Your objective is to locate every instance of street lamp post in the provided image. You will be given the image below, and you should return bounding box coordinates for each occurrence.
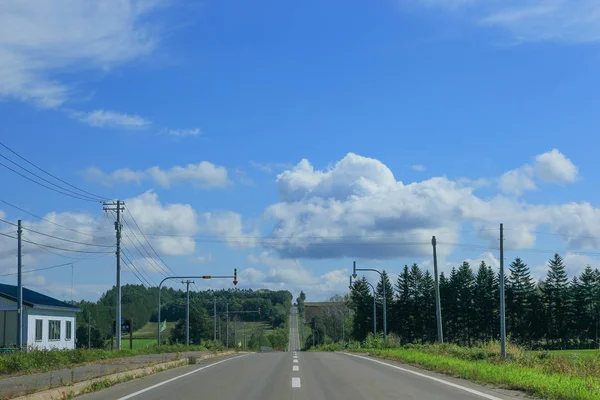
[350,275,377,337]
[157,270,237,345]
[353,261,387,340]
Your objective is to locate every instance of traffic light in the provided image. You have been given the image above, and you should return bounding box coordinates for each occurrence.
[258,306,261,317]
[352,260,357,279]
[233,268,238,286]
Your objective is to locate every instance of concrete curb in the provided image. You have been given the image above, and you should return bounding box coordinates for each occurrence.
[14,351,237,400]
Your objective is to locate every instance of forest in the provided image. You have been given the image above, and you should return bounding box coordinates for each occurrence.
[314,254,600,350]
[72,285,293,349]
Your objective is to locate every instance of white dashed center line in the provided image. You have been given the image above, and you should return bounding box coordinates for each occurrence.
[292,377,301,388]
[293,366,299,372]
[293,359,298,363]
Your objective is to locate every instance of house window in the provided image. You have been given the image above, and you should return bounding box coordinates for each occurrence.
[35,320,43,341]
[66,321,72,340]
[48,320,61,341]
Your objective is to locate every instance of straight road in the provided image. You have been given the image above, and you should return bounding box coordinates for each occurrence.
[79,307,526,400]
[289,305,301,352]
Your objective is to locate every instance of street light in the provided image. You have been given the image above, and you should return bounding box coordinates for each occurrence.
[157,270,237,345]
[353,261,387,339]
[350,275,377,337]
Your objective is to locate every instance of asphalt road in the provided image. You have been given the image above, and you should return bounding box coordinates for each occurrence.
[289,305,301,352]
[79,307,526,400]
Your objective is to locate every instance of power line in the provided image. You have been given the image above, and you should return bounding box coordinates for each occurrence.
[0,154,102,202]
[0,232,114,254]
[121,245,160,284]
[0,262,73,277]
[124,208,177,276]
[121,251,155,287]
[0,199,112,239]
[0,140,109,201]
[0,160,101,203]
[0,218,114,248]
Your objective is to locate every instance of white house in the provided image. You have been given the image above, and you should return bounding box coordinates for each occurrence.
[0,283,81,350]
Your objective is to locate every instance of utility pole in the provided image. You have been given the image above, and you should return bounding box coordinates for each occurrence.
[183,280,194,346]
[88,311,91,349]
[234,316,237,348]
[103,200,124,350]
[244,322,247,350]
[17,220,22,351]
[226,303,229,349]
[432,236,444,343]
[213,297,217,342]
[499,223,507,358]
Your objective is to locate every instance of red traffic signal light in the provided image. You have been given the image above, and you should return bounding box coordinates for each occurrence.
[233,268,238,286]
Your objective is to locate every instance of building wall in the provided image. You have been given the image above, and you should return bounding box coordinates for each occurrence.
[0,310,17,347]
[27,309,77,350]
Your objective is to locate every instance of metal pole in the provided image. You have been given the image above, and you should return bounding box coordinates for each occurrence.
[183,280,193,346]
[17,220,22,351]
[226,303,229,349]
[234,316,237,348]
[312,329,315,347]
[244,322,247,350]
[158,282,162,345]
[500,223,507,358]
[88,311,91,349]
[382,279,387,340]
[116,201,122,350]
[213,297,217,342]
[365,281,377,337]
[432,236,444,343]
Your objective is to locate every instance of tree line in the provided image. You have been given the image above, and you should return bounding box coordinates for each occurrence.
[72,285,293,348]
[347,254,600,349]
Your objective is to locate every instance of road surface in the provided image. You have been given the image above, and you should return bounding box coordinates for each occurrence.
[79,307,526,400]
[289,305,301,352]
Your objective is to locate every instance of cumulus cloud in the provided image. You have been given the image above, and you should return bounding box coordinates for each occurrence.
[498,149,578,195]
[192,254,213,264]
[199,211,257,248]
[411,164,426,172]
[409,0,600,44]
[260,151,597,260]
[124,191,199,256]
[72,110,151,128]
[83,161,231,189]
[0,0,164,108]
[242,251,348,297]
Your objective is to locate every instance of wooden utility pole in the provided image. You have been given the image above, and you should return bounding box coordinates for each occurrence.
[103,201,124,350]
[500,223,507,358]
[432,236,443,343]
[17,220,22,351]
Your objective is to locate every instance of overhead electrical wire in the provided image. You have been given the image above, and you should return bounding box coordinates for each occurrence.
[0,231,114,254]
[0,262,73,277]
[121,245,160,284]
[124,208,177,276]
[121,251,155,287]
[0,199,112,239]
[0,140,109,202]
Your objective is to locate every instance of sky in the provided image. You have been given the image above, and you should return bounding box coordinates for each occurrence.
[1,0,600,302]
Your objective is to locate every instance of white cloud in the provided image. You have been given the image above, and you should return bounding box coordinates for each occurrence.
[261,151,599,260]
[410,0,600,44]
[83,161,231,189]
[498,149,578,195]
[0,0,164,108]
[193,254,213,264]
[73,110,151,128]
[124,191,199,257]
[165,128,201,137]
[249,161,294,174]
[533,149,579,184]
[199,211,257,248]
[241,252,349,298]
[411,164,426,172]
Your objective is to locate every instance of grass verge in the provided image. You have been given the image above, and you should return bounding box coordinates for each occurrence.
[344,343,600,400]
[0,344,209,377]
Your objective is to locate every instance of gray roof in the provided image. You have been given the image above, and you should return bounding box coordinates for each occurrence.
[0,284,80,311]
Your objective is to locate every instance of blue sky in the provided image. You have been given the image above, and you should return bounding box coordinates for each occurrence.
[1,0,600,301]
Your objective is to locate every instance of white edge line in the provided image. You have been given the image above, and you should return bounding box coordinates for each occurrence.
[117,355,247,400]
[340,353,504,400]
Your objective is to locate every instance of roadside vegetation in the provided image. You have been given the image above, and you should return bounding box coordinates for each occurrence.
[0,343,219,376]
[310,335,600,400]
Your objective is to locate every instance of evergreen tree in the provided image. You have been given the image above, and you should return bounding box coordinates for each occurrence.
[507,257,536,344]
[394,266,411,340]
[421,270,437,343]
[571,266,598,347]
[454,262,476,345]
[170,301,211,345]
[474,261,496,343]
[376,270,394,337]
[439,270,456,342]
[408,264,423,342]
[541,254,570,346]
[350,277,374,341]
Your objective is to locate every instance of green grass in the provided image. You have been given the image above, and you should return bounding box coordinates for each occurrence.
[110,338,158,350]
[337,342,600,400]
[0,344,209,377]
[548,349,600,360]
[133,322,176,339]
